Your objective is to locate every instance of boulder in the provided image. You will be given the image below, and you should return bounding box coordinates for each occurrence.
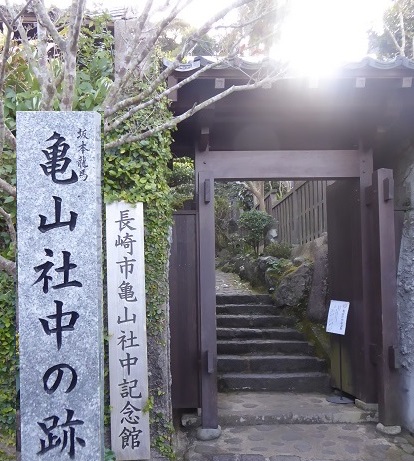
[273,262,313,308]
[306,238,329,322]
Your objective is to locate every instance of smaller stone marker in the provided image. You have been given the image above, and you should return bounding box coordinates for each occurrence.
[106,202,151,460]
[17,111,103,460]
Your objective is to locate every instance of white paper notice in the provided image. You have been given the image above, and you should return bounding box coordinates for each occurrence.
[326,300,350,335]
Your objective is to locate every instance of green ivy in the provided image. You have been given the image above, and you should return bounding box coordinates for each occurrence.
[0,274,16,435]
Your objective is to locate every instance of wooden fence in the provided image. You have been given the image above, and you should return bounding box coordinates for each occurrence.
[265,181,328,245]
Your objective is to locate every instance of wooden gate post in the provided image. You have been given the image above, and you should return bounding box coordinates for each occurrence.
[371,168,400,425]
[197,171,219,429]
[359,147,378,403]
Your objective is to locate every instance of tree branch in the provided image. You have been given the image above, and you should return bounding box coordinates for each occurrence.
[104,56,230,132]
[0,206,16,247]
[105,71,281,149]
[4,125,16,151]
[32,0,66,52]
[0,8,13,158]
[385,22,404,56]
[0,254,16,277]
[37,19,57,110]
[399,9,406,56]
[0,178,17,198]
[105,0,193,106]
[60,0,86,110]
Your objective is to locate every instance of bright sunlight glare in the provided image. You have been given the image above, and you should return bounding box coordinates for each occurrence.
[39,0,392,77]
[271,0,391,77]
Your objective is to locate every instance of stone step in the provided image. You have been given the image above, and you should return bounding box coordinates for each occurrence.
[216,294,273,305]
[218,372,331,393]
[216,314,296,328]
[217,354,327,373]
[217,304,276,315]
[217,339,314,355]
[181,392,378,428]
[217,327,304,341]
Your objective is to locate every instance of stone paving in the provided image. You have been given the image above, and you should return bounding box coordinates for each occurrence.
[185,423,414,461]
[216,269,259,296]
[177,269,414,461]
[181,392,414,461]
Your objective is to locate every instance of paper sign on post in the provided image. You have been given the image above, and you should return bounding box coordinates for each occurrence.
[326,300,350,335]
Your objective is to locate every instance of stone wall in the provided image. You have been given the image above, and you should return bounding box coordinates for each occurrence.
[291,234,329,323]
[394,143,414,432]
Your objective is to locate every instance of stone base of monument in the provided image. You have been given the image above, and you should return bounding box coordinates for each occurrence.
[196,426,222,441]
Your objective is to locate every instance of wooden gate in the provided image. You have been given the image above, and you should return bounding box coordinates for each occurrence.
[327,169,399,424]
[169,211,200,408]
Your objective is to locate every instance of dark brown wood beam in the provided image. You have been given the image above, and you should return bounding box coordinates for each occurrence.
[195,150,361,180]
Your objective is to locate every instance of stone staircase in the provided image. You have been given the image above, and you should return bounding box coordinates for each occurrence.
[216,294,330,393]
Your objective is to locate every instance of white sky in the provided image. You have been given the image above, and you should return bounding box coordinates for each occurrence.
[28,0,393,76]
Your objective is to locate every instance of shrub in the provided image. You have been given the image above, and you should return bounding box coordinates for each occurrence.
[238,210,274,256]
[264,242,292,259]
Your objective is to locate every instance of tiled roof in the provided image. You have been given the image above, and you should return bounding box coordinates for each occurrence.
[166,55,414,75]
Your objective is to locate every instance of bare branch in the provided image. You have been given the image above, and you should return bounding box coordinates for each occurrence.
[105,0,193,106]
[134,0,153,41]
[385,23,405,56]
[60,0,86,110]
[0,206,16,247]
[213,5,279,30]
[0,101,6,157]
[105,71,282,150]
[0,254,16,277]
[0,178,17,198]
[105,0,252,117]
[4,125,16,151]
[104,57,230,131]
[0,21,12,157]
[37,20,57,110]
[32,0,66,52]
[399,9,406,56]
[13,12,43,84]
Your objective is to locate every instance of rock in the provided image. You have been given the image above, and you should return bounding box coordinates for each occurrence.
[292,256,305,267]
[265,227,278,245]
[376,422,401,435]
[402,443,414,454]
[306,238,329,322]
[273,263,313,308]
[196,426,222,441]
[241,258,262,287]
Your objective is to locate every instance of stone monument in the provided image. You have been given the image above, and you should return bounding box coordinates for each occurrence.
[16,112,103,460]
[106,202,150,460]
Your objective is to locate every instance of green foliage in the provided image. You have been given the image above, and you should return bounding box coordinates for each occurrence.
[152,412,176,461]
[263,242,292,259]
[238,210,274,256]
[215,195,232,251]
[226,234,248,256]
[103,47,174,460]
[167,157,194,210]
[368,0,414,59]
[104,448,116,461]
[0,274,16,434]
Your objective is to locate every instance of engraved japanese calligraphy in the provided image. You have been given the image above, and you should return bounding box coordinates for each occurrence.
[106,202,150,460]
[17,112,103,460]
